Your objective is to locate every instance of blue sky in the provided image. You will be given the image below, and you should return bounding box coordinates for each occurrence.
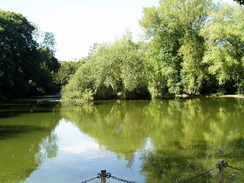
[1,0,235,61]
[1,0,159,61]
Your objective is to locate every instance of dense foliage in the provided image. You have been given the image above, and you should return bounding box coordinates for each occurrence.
[0,11,60,99]
[201,5,244,93]
[140,0,212,96]
[55,60,82,86]
[60,0,244,101]
[1,0,243,101]
[140,0,244,97]
[62,34,150,100]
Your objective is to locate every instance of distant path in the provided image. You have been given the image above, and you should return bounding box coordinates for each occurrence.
[174,94,244,99]
[219,95,244,98]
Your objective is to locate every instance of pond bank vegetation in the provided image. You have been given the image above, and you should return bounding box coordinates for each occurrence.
[1,0,244,101]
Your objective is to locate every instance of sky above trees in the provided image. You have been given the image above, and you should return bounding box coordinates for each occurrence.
[1,0,237,61]
[1,0,159,61]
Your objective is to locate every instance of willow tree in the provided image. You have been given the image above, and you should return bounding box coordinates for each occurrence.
[201,5,244,94]
[140,0,213,96]
[62,33,150,101]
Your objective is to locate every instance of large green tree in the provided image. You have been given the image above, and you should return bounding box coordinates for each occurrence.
[62,33,150,101]
[140,6,183,96]
[201,5,244,94]
[0,11,60,99]
[0,11,39,98]
[140,0,213,96]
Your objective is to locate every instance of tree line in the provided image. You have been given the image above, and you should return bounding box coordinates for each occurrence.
[1,0,244,100]
[0,10,60,100]
[61,0,244,100]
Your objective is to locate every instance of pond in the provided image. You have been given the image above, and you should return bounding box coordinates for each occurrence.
[0,97,243,183]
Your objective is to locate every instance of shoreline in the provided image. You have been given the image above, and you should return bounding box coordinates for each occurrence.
[2,93,244,103]
[174,94,244,99]
[218,94,244,98]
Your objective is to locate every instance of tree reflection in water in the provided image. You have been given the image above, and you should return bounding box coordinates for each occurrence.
[61,97,244,182]
[2,98,242,183]
[0,102,61,183]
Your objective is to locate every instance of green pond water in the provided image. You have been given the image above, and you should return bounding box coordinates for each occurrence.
[0,97,243,183]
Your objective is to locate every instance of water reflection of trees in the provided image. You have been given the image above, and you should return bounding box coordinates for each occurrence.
[142,98,244,182]
[61,98,244,182]
[0,102,60,183]
[61,100,153,163]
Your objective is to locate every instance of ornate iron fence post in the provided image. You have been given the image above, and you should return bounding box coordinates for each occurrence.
[101,169,106,183]
[218,159,225,183]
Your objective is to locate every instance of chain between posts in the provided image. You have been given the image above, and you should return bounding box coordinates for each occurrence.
[110,174,138,183]
[225,163,244,171]
[81,161,244,183]
[172,165,218,183]
[106,171,137,183]
[173,160,244,183]
[81,173,101,183]
[81,170,137,183]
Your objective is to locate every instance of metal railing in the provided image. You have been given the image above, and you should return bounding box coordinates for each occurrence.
[81,159,244,183]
